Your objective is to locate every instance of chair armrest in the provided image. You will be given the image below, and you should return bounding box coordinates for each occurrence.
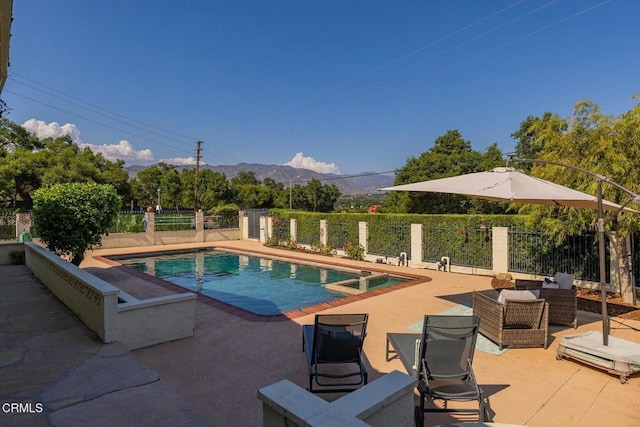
[515,279,543,290]
[472,292,504,342]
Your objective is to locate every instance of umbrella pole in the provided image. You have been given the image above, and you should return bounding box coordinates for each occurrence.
[597,179,610,345]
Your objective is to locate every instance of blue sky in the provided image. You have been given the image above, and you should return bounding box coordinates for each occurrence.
[3,0,639,175]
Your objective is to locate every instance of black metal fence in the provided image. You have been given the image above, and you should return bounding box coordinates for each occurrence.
[0,209,15,240]
[508,228,607,282]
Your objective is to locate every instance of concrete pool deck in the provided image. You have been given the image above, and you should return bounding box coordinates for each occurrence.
[3,240,640,426]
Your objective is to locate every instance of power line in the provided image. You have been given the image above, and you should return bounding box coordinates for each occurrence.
[6,89,188,151]
[321,0,560,106]
[273,0,529,117]
[396,0,612,91]
[7,74,240,164]
[10,72,199,142]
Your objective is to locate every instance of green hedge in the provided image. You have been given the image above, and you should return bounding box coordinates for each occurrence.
[266,210,602,278]
[108,213,146,233]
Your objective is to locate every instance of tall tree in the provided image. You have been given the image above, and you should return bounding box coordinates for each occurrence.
[511,112,567,171]
[231,170,259,186]
[180,168,231,210]
[385,130,496,214]
[526,97,640,303]
[131,165,163,208]
[0,117,43,152]
[299,178,341,212]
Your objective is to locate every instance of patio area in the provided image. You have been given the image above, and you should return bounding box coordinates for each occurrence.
[2,240,640,426]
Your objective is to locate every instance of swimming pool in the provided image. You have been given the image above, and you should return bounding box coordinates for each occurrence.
[114,249,407,315]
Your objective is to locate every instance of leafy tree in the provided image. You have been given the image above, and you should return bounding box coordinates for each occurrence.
[232,184,273,209]
[525,97,640,302]
[0,121,131,209]
[511,112,567,171]
[231,170,259,186]
[32,183,121,265]
[131,165,163,208]
[0,146,45,209]
[384,130,503,214]
[0,118,43,152]
[157,163,181,210]
[180,168,231,210]
[299,178,341,212]
[263,177,288,208]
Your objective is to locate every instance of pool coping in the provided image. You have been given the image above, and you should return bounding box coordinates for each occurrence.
[91,245,430,322]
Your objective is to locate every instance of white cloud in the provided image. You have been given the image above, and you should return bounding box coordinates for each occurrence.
[22,119,82,143]
[285,152,340,174]
[20,119,155,163]
[84,140,154,162]
[158,157,198,166]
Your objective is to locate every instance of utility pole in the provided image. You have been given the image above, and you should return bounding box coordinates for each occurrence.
[194,140,202,212]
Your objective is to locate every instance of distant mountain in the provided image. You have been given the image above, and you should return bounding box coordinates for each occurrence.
[125,163,395,195]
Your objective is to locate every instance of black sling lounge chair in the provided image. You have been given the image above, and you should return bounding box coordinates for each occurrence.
[302,313,369,393]
[414,315,489,426]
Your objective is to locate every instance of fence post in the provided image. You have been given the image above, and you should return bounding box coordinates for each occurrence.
[320,220,328,246]
[492,227,509,274]
[358,221,368,254]
[410,223,423,268]
[195,210,204,242]
[260,216,270,243]
[290,218,297,242]
[240,211,249,240]
[145,211,155,246]
[16,213,31,238]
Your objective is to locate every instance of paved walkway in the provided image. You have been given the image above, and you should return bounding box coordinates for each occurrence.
[3,240,640,426]
[0,265,208,427]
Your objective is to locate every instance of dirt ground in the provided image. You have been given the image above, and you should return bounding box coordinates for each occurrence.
[491,278,640,321]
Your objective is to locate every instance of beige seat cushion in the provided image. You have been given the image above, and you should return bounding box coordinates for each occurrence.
[554,272,575,289]
[497,289,540,304]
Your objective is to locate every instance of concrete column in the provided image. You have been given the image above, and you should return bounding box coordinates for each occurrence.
[320,219,328,246]
[145,212,155,246]
[492,226,509,274]
[16,213,31,238]
[358,221,368,254]
[410,223,423,267]
[195,210,204,242]
[290,218,297,242]
[241,215,249,240]
[260,216,268,243]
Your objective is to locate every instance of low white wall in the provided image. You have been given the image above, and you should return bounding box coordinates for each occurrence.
[98,229,241,248]
[25,242,120,343]
[117,293,196,350]
[23,242,196,349]
[258,370,417,427]
[98,233,147,249]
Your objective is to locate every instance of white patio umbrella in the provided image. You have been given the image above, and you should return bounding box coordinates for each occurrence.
[380,167,634,212]
[381,165,638,347]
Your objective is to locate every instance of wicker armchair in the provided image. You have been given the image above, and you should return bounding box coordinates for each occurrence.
[472,292,549,350]
[515,279,578,329]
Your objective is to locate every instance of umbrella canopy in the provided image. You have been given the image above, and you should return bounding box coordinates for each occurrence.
[380,167,634,212]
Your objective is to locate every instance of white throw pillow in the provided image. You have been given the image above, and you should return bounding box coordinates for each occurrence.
[497,289,540,304]
[554,272,575,290]
[542,281,560,289]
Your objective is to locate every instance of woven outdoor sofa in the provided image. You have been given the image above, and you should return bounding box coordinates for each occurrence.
[515,279,578,329]
[473,291,549,350]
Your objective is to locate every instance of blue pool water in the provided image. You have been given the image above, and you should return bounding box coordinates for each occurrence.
[115,250,406,315]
